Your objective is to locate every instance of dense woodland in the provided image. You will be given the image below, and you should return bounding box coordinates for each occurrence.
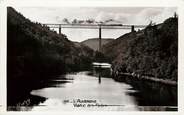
[7,7,95,79]
[7,7,94,105]
[102,16,178,81]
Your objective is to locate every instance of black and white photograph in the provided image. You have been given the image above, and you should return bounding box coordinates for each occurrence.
[0,0,184,114]
[6,6,178,111]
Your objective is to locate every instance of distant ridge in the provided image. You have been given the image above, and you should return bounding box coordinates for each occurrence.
[81,38,114,51]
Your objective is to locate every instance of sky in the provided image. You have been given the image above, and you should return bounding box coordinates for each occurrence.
[14,7,177,42]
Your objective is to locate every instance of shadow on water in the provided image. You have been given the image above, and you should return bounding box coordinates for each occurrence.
[114,75,178,111]
[7,95,46,111]
[7,62,114,111]
[7,74,73,111]
[7,62,177,111]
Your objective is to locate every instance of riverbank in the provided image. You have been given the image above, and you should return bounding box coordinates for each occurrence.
[113,72,177,107]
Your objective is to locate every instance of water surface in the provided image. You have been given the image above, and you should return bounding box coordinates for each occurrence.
[31,71,139,111]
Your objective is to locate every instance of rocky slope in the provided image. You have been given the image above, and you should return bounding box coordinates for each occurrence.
[102,17,178,81]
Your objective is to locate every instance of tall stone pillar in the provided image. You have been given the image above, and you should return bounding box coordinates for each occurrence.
[59,25,61,35]
[99,26,102,52]
[131,25,135,32]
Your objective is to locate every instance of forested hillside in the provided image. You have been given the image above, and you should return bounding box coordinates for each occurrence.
[8,7,94,78]
[102,17,178,81]
[7,7,94,105]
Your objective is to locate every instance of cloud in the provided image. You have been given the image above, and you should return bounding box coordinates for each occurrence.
[15,7,176,24]
[13,7,177,42]
[151,7,177,24]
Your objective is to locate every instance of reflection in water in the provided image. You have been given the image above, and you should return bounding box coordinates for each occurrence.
[98,73,101,84]
[8,63,177,111]
[30,63,139,111]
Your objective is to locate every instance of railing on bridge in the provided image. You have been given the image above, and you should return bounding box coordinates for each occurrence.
[43,23,147,52]
[43,23,146,31]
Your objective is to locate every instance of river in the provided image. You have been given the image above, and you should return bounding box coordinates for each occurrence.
[28,63,140,111]
[7,63,177,111]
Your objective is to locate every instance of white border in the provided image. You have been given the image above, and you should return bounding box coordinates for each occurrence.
[1,0,184,114]
[0,0,7,112]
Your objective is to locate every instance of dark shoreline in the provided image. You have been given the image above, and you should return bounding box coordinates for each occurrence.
[113,73,177,107]
[7,70,177,111]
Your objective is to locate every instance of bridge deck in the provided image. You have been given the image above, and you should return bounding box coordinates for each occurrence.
[43,23,147,29]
